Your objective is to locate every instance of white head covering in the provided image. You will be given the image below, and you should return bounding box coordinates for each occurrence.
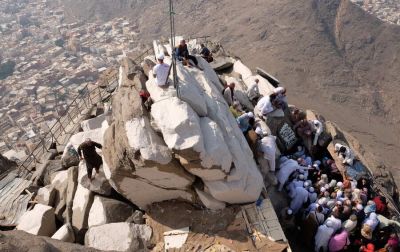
[287,208,293,215]
[157,53,165,60]
[320,187,326,193]
[356,204,364,211]
[298,174,305,180]
[247,112,254,118]
[337,182,343,188]
[326,220,333,227]
[255,126,263,136]
[309,187,315,193]
[304,182,310,188]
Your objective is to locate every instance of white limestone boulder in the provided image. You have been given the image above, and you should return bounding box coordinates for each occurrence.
[88,196,136,228]
[80,114,106,131]
[151,97,205,157]
[72,173,94,232]
[85,223,152,252]
[36,185,56,206]
[195,188,226,210]
[78,161,112,196]
[233,60,275,96]
[16,204,56,237]
[51,170,69,222]
[61,143,79,169]
[51,223,75,243]
[65,127,104,153]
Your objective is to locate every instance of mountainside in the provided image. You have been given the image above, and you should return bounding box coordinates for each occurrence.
[0,154,16,175]
[62,0,400,180]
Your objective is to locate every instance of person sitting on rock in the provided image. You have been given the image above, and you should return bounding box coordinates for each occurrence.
[334,143,355,166]
[78,138,103,182]
[229,101,244,118]
[255,93,277,118]
[152,53,170,88]
[200,43,213,62]
[176,39,199,67]
[223,82,236,106]
[247,78,261,105]
[237,112,255,133]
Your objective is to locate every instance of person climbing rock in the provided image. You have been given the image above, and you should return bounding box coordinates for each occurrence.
[247,78,261,105]
[200,43,213,62]
[223,82,236,106]
[78,138,103,181]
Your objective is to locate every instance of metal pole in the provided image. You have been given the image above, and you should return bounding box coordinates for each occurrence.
[169,0,178,90]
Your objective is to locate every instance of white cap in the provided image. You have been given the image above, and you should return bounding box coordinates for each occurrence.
[320,187,326,193]
[356,204,364,210]
[309,187,315,193]
[247,112,254,118]
[287,208,293,215]
[255,126,263,136]
[326,220,333,227]
[304,182,310,188]
[337,182,343,188]
[157,53,165,60]
[298,174,305,180]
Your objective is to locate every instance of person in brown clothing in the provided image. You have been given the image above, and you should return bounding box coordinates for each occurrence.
[78,138,103,181]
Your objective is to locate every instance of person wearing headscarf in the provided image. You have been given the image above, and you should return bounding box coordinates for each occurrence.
[325,215,342,233]
[342,214,357,234]
[237,112,255,133]
[276,157,300,191]
[373,196,388,216]
[328,228,350,252]
[289,186,309,214]
[385,232,399,252]
[280,207,296,234]
[315,220,335,252]
[355,204,366,227]
[308,187,318,203]
[360,243,375,252]
[364,200,377,215]
[363,212,379,231]
[360,224,373,245]
[302,205,324,248]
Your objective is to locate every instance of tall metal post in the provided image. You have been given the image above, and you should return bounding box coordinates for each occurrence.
[169,0,178,90]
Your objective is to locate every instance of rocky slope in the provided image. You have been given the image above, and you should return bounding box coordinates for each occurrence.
[62,0,400,183]
[0,154,16,176]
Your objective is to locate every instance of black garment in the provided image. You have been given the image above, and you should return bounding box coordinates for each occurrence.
[176,45,198,66]
[200,47,210,57]
[78,141,103,178]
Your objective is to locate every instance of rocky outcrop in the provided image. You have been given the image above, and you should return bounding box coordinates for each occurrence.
[85,223,152,252]
[36,185,56,206]
[0,230,99,252]
[0,154,16,175]
[88,196,136,228]
[102,51,264,210]
[16,204,56,237]
[52,224,75,243]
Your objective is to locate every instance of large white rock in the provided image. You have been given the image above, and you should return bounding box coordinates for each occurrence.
[36,185,56,206]
[151,97,205,156]
[71,183,94,232]
[78,161,112,196]
[233,60,275,96]
[51,170,69,222]
[88,196,136,228]
[65,128,104,153]
[104,173,194,210]
[224,76,254,111]
[51,223,75,242]
[16,204,56,237]
[85,223,152,252]
[195,188,226,210]
[80,114,106,131]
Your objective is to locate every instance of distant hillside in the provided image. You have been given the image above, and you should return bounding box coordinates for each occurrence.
[62,0,400,180]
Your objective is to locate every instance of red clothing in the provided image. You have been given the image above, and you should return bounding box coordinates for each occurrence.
[373,196,387,215]
[361,243,375,252]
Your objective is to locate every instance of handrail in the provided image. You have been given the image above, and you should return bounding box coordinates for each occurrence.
[17,75,116,176]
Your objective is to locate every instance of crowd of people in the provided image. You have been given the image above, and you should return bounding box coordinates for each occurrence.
[149,39,399,252]
[223,77,399,252]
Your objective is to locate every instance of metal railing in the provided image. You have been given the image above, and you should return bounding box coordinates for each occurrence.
[17,77,116,177]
